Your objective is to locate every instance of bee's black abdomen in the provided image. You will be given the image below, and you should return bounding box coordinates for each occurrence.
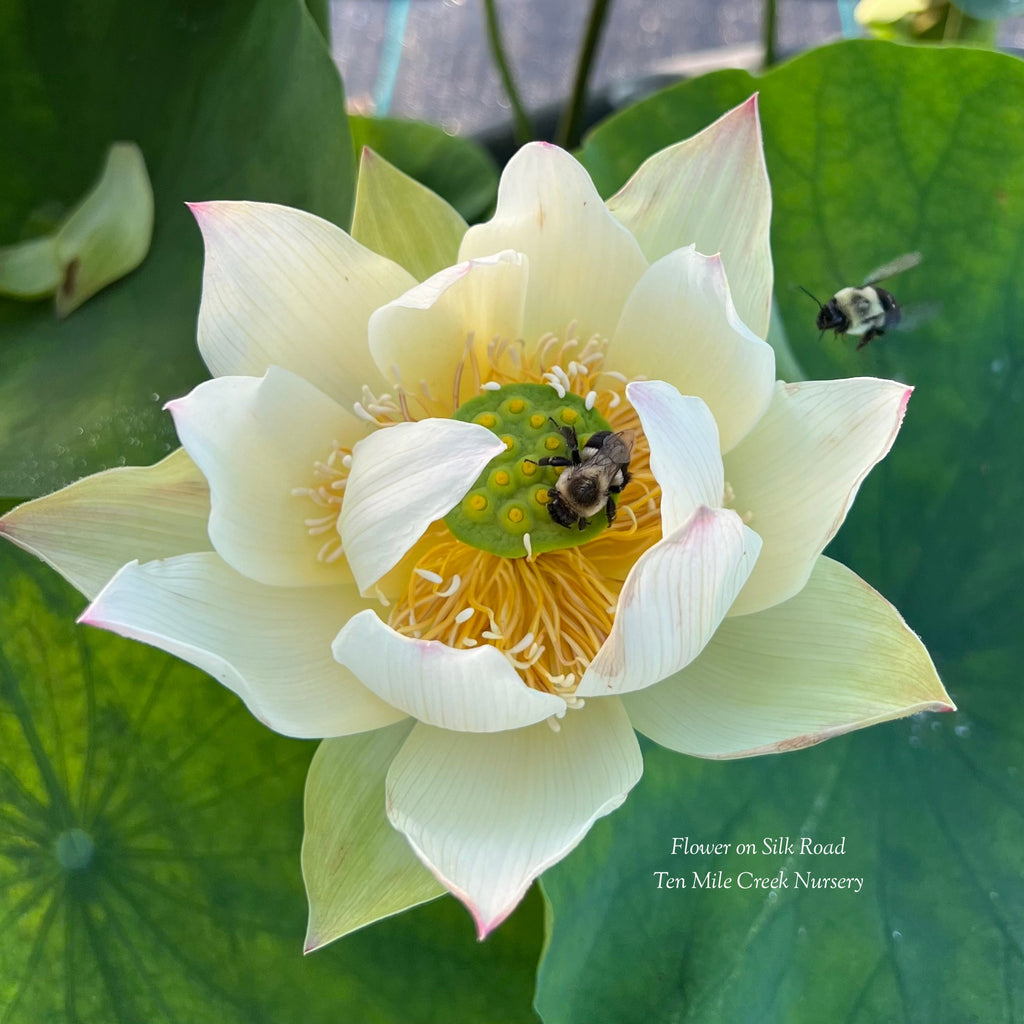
[875,287,901,329]
[582,431,612,452]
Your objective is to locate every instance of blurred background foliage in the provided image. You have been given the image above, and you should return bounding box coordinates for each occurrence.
[1,2,1021,1022]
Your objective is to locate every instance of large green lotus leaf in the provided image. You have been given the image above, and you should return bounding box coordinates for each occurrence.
[0,542,543,1023]
[0,0,355,499]
[349,116,499,223]
[536,41,1024,1023]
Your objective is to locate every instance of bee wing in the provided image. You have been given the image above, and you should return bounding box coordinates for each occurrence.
[892,300,942,333]
[606,430,634,460]
[863,251,922,286]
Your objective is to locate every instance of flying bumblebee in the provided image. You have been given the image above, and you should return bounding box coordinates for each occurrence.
[534,421,633,530]
[803,251,922,350]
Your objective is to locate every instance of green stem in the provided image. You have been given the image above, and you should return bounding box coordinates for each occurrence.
[942,4,995,45]
[556,0,613,150]
[304,0,330,44]
[944,2,963,39]
[763,0,777,68]
[483,0,534,145]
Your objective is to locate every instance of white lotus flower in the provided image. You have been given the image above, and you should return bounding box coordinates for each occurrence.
[0,98,953,944]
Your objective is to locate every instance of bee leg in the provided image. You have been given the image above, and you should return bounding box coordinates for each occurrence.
[604,496,617,526]
[548,417,582,464]
[577,517,589,531]
[606,470,631,499]
[536,456,572,467]
[856,328,883,350]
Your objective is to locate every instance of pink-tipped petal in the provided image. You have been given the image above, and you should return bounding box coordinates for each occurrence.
[191,201,415,406]
[606,95,773,338]
[623,556,954,758]
[577,506,761,697]
[386,697,642,937]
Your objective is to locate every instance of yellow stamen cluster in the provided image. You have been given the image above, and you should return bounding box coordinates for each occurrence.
[389,534,621,694]
[583,385,662,578]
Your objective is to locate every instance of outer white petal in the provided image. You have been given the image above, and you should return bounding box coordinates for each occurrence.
[577,506,761,697]
[368,251,527,408]
[625,380,724,535]
[459,143,647,344]
[80,553,405,739]
[386,696,642,938]
[332,610,565,732]
[190,201,415,406]
[612,249,775,452]
[303,723,444,951]
[167,367,364,588]
[726,378,911,617]
[0,448,210,600]
[340,418,504,592]
[605,96,773,338]
[622,556,955,758]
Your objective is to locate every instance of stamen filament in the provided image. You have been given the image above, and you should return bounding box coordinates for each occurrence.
[390,538,623,694]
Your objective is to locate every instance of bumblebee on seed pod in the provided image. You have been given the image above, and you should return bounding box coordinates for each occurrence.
[530,419,634,531]
[803,251,922,350]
